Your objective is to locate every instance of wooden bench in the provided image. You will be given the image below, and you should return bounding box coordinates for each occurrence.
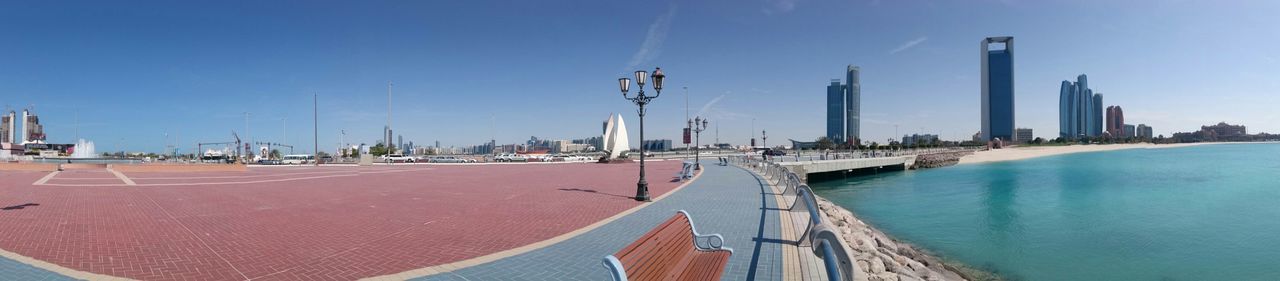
[603,210,733,281]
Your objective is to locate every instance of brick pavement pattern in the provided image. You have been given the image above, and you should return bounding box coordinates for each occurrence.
[0,161,681,280]
[415,163,783,281]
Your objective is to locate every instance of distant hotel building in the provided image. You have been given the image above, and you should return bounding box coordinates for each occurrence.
[1015,128,1033,143]
[1105,106,1125,137]
[1122,124,1136,138]
[901,134,938,146]
[1059,74,1103,139]
[1136,124,1153,139]
[981,36,1014,142]
[825,65,861,145]
[1202,122,1246,137]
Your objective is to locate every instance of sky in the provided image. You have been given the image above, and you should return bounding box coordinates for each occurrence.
[2,0,1278,153]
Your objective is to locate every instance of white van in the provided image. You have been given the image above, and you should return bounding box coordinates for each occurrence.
[282,154,314,165]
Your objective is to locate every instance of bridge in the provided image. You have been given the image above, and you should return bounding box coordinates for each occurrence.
[772,155,918,182]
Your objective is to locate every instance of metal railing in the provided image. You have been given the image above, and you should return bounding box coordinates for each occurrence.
[769,146,980,162]
[729,155,856,281]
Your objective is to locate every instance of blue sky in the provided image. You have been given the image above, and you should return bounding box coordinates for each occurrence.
[2,0,1277,153]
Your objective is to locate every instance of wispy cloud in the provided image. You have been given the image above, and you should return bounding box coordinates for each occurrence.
[763,0,800,15]
[889,36,928,54]
[696,94,727,117]
[694,92,749,121]
[625,5,677,71]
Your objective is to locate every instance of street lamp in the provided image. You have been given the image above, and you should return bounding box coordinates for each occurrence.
[690,117,708,170]
[618,67,664,202]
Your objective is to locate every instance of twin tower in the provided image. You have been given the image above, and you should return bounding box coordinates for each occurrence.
[826,65,860,145]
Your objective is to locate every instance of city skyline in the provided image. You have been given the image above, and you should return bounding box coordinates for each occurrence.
[2,1,1278,152]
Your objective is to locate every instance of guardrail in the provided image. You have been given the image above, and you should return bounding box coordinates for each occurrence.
[729,155,855,281]
[769,146,979,162]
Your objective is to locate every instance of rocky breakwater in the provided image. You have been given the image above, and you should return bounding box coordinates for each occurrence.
[911,151,974,170]
[815,196,1000,281]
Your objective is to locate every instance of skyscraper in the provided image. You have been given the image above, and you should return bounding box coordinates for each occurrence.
[826,80,844,144]
[1106,106,1125,137]
[1059,81,1072,138]
[981,36,1015,142]
[1092,94,1104,137]
[845,65,861,145]
[1059,74,1103,139]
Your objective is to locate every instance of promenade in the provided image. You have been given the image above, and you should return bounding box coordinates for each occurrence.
[411,163,782,281]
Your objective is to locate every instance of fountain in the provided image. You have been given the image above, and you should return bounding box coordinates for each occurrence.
[70,139,96,158]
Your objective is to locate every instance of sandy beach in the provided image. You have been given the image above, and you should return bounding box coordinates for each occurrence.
[958,142,1214,165]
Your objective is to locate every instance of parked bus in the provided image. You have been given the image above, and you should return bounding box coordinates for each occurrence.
[281,154,314,165]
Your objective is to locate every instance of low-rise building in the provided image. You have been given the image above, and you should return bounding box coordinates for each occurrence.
[1137,124,1153,139]
[1015,128,1034,143]
[641,139,672,152]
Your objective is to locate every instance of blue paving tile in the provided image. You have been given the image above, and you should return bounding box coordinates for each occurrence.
[415,164,784,281]
[0,255,79,281]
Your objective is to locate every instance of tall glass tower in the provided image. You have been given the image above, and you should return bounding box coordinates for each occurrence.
[981,36,1015,142]
[845,65,860,145]
[1092,93,1104,137]
[826,80,845,144]
[1059,74,1104,139]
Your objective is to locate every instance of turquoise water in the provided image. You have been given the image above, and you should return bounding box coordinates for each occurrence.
[811,144,1280,281]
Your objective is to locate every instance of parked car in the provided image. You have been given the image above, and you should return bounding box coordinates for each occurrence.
[257,159,282,165]
[427,156,468,163]
[494,153,527,162]
[379,154,416,163]
[763,149,787,156]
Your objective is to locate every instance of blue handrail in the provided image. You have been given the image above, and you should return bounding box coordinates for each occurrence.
[819,239,842,281]
[734,154,857,281]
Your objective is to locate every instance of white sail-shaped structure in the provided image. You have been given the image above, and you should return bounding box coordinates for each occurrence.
[602,114,630,160]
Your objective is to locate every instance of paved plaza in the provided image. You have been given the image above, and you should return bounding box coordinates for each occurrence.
[0,162,686,280]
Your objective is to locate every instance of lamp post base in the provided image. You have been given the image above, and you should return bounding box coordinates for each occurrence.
[634,181,650,201]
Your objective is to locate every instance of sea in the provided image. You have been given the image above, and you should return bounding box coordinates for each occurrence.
[811,143,1280,281]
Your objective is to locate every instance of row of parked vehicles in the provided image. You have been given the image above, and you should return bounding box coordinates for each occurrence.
[494,153,596,162]
[378,154,479,163]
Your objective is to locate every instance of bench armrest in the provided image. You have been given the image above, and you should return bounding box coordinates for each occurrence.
[678,210,734,254]
[602,255,629,281]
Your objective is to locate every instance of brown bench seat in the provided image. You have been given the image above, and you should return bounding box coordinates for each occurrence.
[603,210,733,281]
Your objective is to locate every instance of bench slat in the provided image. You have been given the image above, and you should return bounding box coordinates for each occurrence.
[628,216,694,280]
[608,211,731,281]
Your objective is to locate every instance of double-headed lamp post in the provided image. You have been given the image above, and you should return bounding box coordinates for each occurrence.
[690,117,708,170]
[618,67,665,202]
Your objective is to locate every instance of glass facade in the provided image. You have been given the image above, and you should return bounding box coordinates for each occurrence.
[845,65,860,145]
[1059,74,1103,139]
[826,80,844,144]
[981,36,1015,142]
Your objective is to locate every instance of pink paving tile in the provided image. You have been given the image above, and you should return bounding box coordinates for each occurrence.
[0,161,683,280]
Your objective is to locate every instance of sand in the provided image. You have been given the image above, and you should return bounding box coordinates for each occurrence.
[957,142,1214,165]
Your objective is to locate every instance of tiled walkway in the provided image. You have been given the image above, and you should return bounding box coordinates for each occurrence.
[414,163,784,281]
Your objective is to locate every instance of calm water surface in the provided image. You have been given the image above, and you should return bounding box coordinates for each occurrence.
[811,143,1280,281]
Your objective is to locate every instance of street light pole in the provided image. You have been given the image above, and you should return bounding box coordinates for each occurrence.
[684,86,689,160]
[617,67,665,202]
[691,117,708,170]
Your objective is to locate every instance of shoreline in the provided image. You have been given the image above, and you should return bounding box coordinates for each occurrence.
[957,142,1219,165]
[814,195,996,281]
